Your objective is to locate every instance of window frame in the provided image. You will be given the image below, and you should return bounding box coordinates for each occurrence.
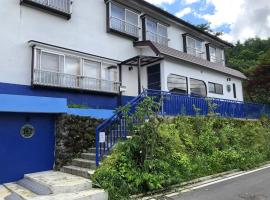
[209,45,225,65]
[33,46,120,94]
[20,0,72,20]
[144,17,169,46]
[186,35,205,59]
[208,82,224,95]
[167,74,188,94]
[189,78,207,97]
[108,1,140,39]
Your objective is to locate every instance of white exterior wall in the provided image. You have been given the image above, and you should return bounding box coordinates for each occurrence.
[0,0,242,101]
[162,59,244,101]
[0,0,140,86]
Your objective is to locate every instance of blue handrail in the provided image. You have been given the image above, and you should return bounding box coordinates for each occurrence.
[95,89,270,166]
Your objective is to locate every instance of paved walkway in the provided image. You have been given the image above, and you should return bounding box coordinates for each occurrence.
[170,167,270,200]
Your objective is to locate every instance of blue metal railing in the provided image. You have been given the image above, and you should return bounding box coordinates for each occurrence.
[95,90,147,166]
[95,89,270,166]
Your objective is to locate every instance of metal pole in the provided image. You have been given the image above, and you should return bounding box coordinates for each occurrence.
[137,57,142,94]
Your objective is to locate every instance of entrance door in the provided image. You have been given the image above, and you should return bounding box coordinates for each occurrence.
[0,113,55,184]
[147,64,161,90]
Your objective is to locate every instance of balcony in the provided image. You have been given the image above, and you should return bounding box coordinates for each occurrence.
[146,31,169,46]
[187,47,205,59]
[210,56,225,66]
[33,69,121,94]
[109,17,140,39]
[20,0,72,19]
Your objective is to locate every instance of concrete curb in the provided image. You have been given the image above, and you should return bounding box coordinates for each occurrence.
[132,162,270,200]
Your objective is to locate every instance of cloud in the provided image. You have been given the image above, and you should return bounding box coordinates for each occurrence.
[145,0,176,5]
[175,7,192,18]
[182,0,200,5]
[200,0,270,42]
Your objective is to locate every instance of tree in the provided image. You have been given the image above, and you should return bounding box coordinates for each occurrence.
[196,23,223,37]
[245,50,270,104]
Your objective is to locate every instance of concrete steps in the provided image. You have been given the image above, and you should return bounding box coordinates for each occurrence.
[61,148,97,179]
[3,171,107,200]
[0,186,11,200]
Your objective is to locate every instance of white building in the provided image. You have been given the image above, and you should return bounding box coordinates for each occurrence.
[0,0,246,109]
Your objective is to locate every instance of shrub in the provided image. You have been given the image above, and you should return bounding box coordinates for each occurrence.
[92,99,270,199]
[55,114,103,169]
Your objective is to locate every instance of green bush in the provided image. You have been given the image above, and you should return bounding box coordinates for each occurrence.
[55,115,103,169]
[92,100,270,199]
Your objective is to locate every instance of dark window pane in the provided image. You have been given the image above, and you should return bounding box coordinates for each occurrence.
[167,74,187,94]
[190,78,207,97]
[215,84,223,94]
[208,82,215,93]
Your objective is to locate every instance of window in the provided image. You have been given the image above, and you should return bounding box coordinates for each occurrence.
[186,36,205,59]
[209,46,224,64]
[233,83,237,98]
[145,18,169,46]
[190,78,207,97]
[21,0,72,19]
[167,74,188,94]
[109,2,139,38]
[209,82,223,95]
[33,47,120,93]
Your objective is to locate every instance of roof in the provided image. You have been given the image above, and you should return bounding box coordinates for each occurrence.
[120,56,164,66]
[129,0,233,48]
[134,41,247,79]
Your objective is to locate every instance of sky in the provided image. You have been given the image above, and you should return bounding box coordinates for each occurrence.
[145,0,270,43]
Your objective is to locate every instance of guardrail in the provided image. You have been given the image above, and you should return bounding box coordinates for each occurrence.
[95,89,270,166]
[33,69,120,94]
[110,16,140,38]
[27,0,72,14]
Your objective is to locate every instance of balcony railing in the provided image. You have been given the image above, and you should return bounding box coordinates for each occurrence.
[109,16,140,38]
[33,69,120,94]
[187,47,205,59]
[22,0,72,15]
[210,55,225,65]
[146,31,169,46]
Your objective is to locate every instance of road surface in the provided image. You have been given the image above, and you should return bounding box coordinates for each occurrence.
[170,166,270,200]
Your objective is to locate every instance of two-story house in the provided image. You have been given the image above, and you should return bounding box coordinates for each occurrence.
[0,0,251,186]
[0,0,246,110]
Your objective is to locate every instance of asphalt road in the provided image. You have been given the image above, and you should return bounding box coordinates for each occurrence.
[170,167,270,200]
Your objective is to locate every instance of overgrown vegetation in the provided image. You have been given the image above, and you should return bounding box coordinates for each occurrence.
[55,115,103,169]
[92,98,270,200]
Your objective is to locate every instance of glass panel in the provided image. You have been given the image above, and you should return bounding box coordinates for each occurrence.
[216,48,223,62]
[111,3,125,19]
[208,82,215,93]
[146,19,157,34]
[157,24,167,37]
[167,74,188,94]
[41,51,60,72]
[65,56,80,75]
[190,78,207,97]
[215,84,223,94]
[83,60,100,78]
[126,10,138,26]
[83,60,101,90]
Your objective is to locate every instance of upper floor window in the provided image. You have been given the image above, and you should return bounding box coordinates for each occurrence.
[144,18,169,46]
[32,46,120,94]
[20,0,72,19]
[209,46,225,65]
[209,82,223,95]
[167,74,188,94]
[186,36,205,59]
[190,78,207,97]
[108,2,140,39]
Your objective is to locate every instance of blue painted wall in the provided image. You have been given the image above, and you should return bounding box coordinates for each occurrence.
[0,82,119,109]
[0,113,55,184]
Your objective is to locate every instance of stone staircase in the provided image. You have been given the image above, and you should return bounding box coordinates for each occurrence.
[1,171,108,200]
[61,148,97,179]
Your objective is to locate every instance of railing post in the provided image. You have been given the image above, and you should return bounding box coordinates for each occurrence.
[161,92,164,116]
[95,128,100,167]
